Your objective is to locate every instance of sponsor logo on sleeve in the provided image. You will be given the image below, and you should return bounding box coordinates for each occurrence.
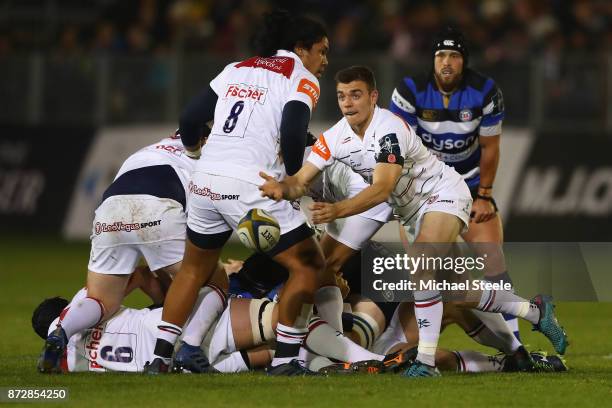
[297,78,320,107]
[312,134,331,161]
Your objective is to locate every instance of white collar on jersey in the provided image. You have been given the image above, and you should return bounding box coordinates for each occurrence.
[274,49,305,66]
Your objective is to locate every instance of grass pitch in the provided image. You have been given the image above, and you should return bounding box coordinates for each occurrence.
[1,236,611,407]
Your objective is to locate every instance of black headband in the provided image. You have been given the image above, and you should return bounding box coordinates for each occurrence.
[432,28,469,65]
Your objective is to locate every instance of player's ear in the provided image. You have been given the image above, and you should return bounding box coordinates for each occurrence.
[370,89,379,105]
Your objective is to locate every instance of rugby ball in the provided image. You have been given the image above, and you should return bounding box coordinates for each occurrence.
[237,209,281,253]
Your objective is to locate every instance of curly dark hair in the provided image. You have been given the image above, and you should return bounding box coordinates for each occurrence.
[252,9,327,57]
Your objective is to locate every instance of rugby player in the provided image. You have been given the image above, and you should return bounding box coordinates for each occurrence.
[259,66,568,377]
[37,131,224,373]
[33,263,228,373]
[308,160,392,333]
[146,10,330,375]
[389,26,521,340]
[208,250,566,375]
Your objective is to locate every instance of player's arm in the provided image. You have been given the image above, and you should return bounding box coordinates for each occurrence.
[472,134,500,223]
[259,162,321,201]
[473,83,504,223]
[310,163,401,223]
[280,101,311,175]
[389,78,418,127]
[179,85,218,158]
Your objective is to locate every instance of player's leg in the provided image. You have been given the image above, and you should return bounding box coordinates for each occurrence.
[270,230,325,369]
[147,235,229,372]
[462,211,521,339]
[146,172,235,373]
[366,300,500,374]
[315,233,358,333]
[207,297,278,368]
[38,241,137,373]
[315,214,385,333]
[212,345,274,373]
[406,211,463,376]
[174,262,229,373]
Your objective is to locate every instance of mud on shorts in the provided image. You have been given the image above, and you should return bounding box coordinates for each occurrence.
[88,195,186,274]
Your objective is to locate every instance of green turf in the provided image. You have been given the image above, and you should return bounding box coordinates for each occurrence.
[1,237,611,407]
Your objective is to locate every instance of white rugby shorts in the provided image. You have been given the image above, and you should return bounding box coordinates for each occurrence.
[88,195,186,275]
[403,175,473,240]
[187,172,306,236]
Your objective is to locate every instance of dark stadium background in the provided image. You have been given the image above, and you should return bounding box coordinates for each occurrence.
[1,0,611,242]
[0,2,611,406]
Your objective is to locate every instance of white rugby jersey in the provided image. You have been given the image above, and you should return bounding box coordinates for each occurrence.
[197,50,320,185]
[115,134,196,193]
[308,159,392,223]
[307,106,462,220]
[50,289,159,373]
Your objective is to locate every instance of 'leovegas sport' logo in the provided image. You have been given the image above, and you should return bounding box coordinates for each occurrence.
[225,83,268,103]
[312,134,330,161]
[297,78,320,107]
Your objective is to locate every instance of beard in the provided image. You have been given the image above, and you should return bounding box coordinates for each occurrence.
[435,70,462,92]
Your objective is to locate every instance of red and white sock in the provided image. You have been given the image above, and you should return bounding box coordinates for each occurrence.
[59,297,105,338]
[271,323,307,367]
[453,350,504,373]
[314,286,344,333]
[305,317,383,362]
[414,290,443,367]
[182,285,226,347]
[477,289,539,324]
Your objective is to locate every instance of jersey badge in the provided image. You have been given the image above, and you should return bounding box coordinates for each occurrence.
[459,109,473,122]
[422,109,437,120]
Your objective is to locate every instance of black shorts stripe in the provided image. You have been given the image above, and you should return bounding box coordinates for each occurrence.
[103,165,186,209]
[266,223,314,257]
[187,227,232,250]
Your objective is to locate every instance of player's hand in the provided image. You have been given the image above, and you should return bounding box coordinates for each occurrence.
[223,258,244,274]
[471,198,496,223]
[310,201,338,224]
[259,172,283,201]
[335,273,350,299]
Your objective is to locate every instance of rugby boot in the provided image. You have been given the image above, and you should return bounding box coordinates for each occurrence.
[402,360,441,378]
[380,346,418,373]
[530,351,568,372]
[502,346,536,372]
[531,295,569,355]
[37,326,68,374]
[318,362,356,375]
[172,342,210,373]
[143,358,169,374]
[349,347,418,374]
[266,359,320,376]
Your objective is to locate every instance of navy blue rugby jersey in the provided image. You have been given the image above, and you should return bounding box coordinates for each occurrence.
[389,68,504,189]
